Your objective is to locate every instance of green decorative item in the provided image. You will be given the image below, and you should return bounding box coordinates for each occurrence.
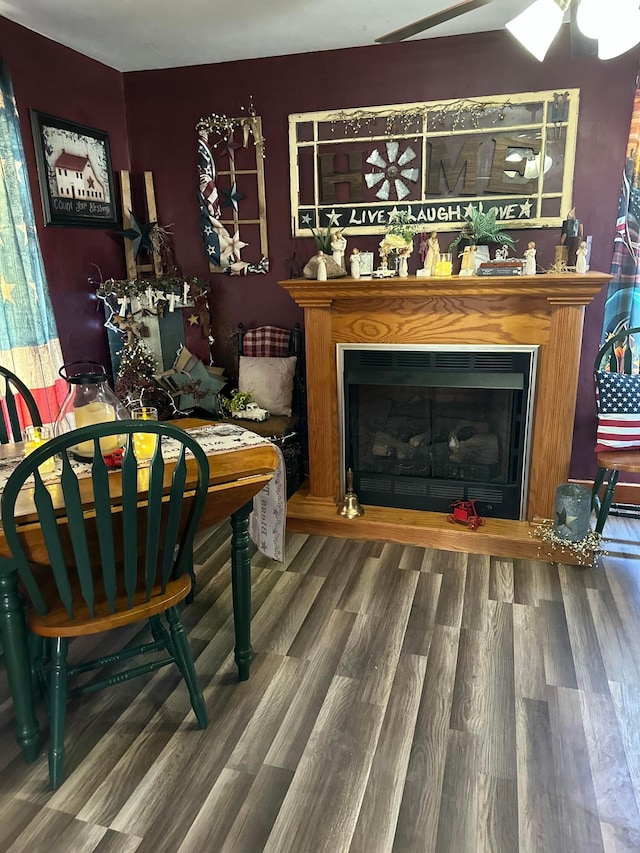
[311,225,333,254]
[118,210,157,259]
[448,206,516,252]
[224,389,254,414]
[170,361,226,413]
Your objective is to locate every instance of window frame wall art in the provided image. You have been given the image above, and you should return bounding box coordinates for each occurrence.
[288,90,579,238]
[197,105,269,276]
[29,110,118,229]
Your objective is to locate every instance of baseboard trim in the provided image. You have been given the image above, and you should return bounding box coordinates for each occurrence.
[570,478,640,506]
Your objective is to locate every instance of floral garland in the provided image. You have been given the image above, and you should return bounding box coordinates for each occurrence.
[327,98,513,137]
[530,521,605,567]
[97,276,209,302]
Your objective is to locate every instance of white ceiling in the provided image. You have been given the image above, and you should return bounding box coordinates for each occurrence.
[0,0,535,73]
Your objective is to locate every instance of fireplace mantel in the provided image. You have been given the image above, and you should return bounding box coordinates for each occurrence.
[279,272,611,560]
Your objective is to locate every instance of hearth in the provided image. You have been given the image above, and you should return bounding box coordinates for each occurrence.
[339,344,538,520]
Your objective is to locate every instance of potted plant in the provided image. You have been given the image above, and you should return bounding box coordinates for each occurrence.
[449,207,516,267]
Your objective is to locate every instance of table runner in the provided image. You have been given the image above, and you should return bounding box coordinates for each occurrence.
[0,424,286,562]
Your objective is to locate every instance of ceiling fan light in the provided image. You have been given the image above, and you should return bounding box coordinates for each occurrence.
[506,0,566,62]
[597,11,640,58]
[576,0,607,38]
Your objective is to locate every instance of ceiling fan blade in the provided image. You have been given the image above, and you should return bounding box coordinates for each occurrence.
[569,0,597,57]
[376,0,495,44]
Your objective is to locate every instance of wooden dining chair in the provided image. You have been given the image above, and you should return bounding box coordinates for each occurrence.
[591,326,640,533]
[0,365,43,444]
[1,420,210,788]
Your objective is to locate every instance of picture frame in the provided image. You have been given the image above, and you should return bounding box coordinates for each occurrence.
[358,251,374,276]
[30,110,118,228]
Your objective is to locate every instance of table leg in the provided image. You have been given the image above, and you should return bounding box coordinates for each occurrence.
[0,561,39,761]
[230,501,253,681]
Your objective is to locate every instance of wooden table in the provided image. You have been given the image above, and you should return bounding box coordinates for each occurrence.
[0,419,280,763]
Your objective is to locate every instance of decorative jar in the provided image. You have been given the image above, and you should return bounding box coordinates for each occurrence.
[55,362,130,458]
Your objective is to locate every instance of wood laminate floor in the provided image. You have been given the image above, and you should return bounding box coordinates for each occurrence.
[1,517,640,852]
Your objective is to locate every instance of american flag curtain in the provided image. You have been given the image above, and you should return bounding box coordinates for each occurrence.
[601,73,640,348]
[0,65,66,427]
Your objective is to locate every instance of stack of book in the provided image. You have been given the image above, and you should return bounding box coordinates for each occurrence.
[477,259,526,276]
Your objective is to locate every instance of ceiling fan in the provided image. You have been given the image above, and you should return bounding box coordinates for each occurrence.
[376,0,598,57]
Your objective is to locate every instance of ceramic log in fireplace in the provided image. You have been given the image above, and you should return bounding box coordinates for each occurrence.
[279,273,610,560]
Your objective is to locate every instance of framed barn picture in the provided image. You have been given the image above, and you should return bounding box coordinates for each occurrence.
[30,110,118,228]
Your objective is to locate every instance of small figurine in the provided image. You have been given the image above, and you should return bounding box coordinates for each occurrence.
[425,231,440,275]
[459,244,476,276]
[331,229,347,271]
[398,247,410,278]
[575,240,588,274]
[316,251,327,281]
[350,248,361,279]
[524,241,537,276]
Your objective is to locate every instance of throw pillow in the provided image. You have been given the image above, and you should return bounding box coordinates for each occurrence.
[239,356,297,417]
[594,370,640,451]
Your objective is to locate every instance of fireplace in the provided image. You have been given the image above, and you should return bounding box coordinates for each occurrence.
[339,344,537,520]
[278,273,610,561]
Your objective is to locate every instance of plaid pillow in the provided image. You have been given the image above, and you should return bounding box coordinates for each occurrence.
[595,370,640,451]
[242,326,291,358]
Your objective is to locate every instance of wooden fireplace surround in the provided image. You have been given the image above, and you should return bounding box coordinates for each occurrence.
[279,272,610,561]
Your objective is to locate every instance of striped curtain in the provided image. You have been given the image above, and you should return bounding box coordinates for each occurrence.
[0,64,66,427]
[601,73,640,345]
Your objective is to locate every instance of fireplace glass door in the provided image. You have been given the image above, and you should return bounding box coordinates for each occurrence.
[341,346,537,520]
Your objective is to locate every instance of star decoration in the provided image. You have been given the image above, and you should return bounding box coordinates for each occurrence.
[556,507,578,530]
[227,230,248,260]
[325,208,343,226]
[224,135,242,157]
[1,275,16,304]
[221,182,245,212]
[119,211,157,258]
[463,202,476,218]
[300,213,313,226]
[519,199,533,218]
[188,314,200,326]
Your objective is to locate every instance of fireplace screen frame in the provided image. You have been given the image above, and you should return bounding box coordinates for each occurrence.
[337,343,539,521]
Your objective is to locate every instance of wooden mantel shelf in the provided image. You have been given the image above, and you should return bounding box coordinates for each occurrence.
[279,271,612,561]
[279,272,610,307]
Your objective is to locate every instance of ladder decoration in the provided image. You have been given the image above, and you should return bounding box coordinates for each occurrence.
[197,101,269,276]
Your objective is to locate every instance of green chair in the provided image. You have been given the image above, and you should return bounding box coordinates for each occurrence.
[0,365,43,444]
[1,420,210,788]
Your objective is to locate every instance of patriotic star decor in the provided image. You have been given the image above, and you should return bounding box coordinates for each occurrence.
[594,371,640,451]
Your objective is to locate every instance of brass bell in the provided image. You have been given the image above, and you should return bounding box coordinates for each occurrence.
[338,468,364,518]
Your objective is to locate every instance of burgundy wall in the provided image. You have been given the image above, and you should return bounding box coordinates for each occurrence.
[0,16,129,368]
[123,28,638,480]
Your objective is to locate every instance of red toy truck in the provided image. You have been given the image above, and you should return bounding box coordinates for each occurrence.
[447,499,485,531]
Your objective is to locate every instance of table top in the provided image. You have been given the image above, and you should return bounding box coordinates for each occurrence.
[0,418,280,560]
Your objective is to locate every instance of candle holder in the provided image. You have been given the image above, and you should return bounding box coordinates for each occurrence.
[554,483,592,542]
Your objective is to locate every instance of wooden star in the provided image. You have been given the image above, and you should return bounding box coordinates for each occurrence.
[119,211,156,258]
[221,182,245,212]
[188,314,200,326]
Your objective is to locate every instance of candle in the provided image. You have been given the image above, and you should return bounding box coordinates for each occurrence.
[183,282,189,304]
[169,293,176,313]
[22,425,55,474]
[132,407,158,460]
[73,401,119,456]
